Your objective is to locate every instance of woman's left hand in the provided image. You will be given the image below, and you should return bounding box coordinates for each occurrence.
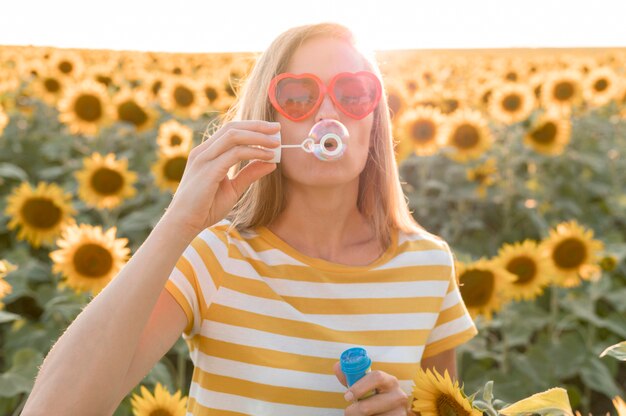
[333,361,413,415]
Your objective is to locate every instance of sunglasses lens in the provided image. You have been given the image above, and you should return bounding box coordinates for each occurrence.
[275,78,319,120]
[333,75,379,118]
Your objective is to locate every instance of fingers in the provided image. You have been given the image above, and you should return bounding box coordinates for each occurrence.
[199,128,280,162]
[346,370,397,400]
[229,159,277,198]
[209,145,276,180]
[345,389,409,416]
[194,120,280,161]
[333,361,348,387]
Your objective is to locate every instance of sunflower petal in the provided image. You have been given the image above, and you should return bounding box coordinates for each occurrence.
[499,387,573,416]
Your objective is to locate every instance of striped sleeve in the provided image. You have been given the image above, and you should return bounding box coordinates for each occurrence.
[422,243,478,358]
[164,232,222,338]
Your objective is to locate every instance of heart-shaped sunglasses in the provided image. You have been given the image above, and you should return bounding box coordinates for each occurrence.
[268,71,382,122]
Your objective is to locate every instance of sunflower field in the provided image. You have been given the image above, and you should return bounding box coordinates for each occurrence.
[0,45,625,416]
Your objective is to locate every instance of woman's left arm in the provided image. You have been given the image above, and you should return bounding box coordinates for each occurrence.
[420,347,457,381]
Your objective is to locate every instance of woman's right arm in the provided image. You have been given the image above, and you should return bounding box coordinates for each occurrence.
[21,120,281,415]
[21,214,198,414]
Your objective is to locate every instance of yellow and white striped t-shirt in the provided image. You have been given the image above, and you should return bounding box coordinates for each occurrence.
[164,219,478,415]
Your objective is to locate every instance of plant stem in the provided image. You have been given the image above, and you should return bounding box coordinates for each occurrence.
[582,322,596,414]
[549,284,559,343]
[500,306,509,374]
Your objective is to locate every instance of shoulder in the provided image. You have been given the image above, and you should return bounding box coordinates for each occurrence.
[397,226,452,256]
[191,219,259,260]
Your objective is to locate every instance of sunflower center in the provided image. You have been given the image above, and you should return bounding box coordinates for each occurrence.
[440,99,459,114]
[452,124,479,149]
[411,120,436,143]
[505,72,518,82]
[436,393,472,416]
[205,86,219,102]
[44,78,61,93]
[96,75,113,87]
[118,100,148,127]
[21,197,62,229]
[593,78,608,92]
[59,61,73,74]
[506,256,537,284]
[552,237,587,269]
[149,409,174,416]
[530,122,557,144]
[459,269,494,307]
[151,80,163,96]
[74,94,103,122]
[73,243,113,277]
[91,168,125,196]
[174,85,194,107]
[553,81,574,101]
[170,134,183,146]
[164,156,188,182]
[502,94,521,112]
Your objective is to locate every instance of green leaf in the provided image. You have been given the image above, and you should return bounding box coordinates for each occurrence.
[483,380,494,402]
[0,163,28,181]
[579,356,623,399]
[0,372,32,397]
[0,310,21,324]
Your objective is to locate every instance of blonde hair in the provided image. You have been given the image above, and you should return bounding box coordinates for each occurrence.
[203,22,432,250]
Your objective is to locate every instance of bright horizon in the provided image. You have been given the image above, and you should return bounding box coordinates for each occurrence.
[1,0,626,53]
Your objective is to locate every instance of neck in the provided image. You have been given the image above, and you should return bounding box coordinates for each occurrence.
[266,179,377,260]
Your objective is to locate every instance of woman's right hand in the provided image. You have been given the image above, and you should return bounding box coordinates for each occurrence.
[163,120,281,236]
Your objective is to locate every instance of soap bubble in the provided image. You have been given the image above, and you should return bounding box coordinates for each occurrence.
[305,119,349,161]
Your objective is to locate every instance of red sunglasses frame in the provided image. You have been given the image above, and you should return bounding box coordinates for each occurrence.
[268,71,382,121]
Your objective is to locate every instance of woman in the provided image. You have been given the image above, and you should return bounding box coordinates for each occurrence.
[24,22,477,415]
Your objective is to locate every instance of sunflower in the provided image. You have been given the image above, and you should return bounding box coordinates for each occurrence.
[438,109,493,163]
[84,62,120,89]
[466,157,498,199]
[49,222,130,296]
[158,75,208,120]
[151,147,189,193]
[0,105,8,136]
[582,66,620,108]
[455,257,516,321]
[0,259,17,306]
[74,152,138,210]
[130,382,187,416]
[28,65,67,107]
[540,70,583,116]
[540,220,605,288]
[496,239,552,302]
[488,81,536,124]
[199,78,233,113]
[4,181,77,248]
[523,113,571,156]
[57,78,115,136]
[112,86,158,133]
[411,368,482,416]
[138,70,165,101]
[384,78,410,121]
[48,49,85,80]
[500,387,573,416]
[398,106,445,157]
[156,119,194,154]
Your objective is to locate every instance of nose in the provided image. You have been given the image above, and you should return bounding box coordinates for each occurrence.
[315,93,340,123]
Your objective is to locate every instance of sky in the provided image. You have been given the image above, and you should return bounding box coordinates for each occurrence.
[1,0,625,53]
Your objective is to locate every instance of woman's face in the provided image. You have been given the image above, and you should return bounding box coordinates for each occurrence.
[275,37,375,189]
